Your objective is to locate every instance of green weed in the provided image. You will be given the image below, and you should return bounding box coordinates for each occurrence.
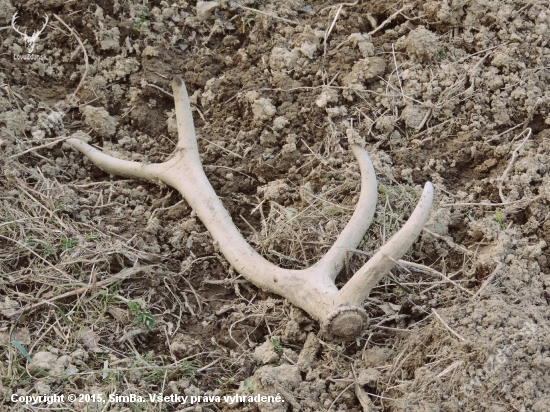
[60,237,78,251]
[128,300,155,330]
[271,338,283,353]
[133,14,149,29]
[495,210,505,229]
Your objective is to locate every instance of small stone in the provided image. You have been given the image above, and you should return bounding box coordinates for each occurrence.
[402,105,427,129]
[196,1,219,20]
[364,346,392,368]
[34,380,51,394]
[406,26,439,62]
[315,88,339,108]
[356,368,381,385]
[252,98,276,121]
[253,340,279,364]
[273,116,289,131]
[170,341,188,357]
[341,57,386,86]
[30,352,58,374]
[142,46,159,57]
[269,47,300,70]
[80,106,117,138]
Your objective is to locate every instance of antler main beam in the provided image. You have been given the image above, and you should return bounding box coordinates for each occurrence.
[67,77,433,340]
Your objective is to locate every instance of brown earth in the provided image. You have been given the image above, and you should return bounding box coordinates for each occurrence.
[1,0,550,411]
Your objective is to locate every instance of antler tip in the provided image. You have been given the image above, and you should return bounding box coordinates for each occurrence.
[422,181,434,204]
[172,76,184,86]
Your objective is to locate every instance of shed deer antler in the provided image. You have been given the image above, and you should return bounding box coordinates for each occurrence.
[67,77,433,340]
[11,11,49,54]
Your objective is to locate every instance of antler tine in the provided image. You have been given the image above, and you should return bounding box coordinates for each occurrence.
[11,11,26,36]
[66,76,433,340]
[172,76,198,151]
[30,14,48,43]
[31,14,49,39]
[317,183,433,339]
[312,143,378,281]
[333,182,433,307]
[40,14,49,33]
[65,138,166,181]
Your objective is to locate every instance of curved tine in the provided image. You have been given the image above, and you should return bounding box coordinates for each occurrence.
[172,76,198,151]
[40,15,49,32]
[313,144,378,281]
[66,138,165,180]
[334,182,434,307]
[11,12,26,36]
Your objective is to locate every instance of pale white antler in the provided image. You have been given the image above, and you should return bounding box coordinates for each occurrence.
[11,12,49,53]
[11,12,24,35]
[66,77,433,340]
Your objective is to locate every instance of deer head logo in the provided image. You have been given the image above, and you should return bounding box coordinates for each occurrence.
[11,12,49,54]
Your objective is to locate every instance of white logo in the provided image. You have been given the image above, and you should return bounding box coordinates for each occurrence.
[11,11,49,54]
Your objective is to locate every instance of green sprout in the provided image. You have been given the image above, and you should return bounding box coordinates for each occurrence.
[42,242,58,258]
[22,236,39,249]
[237,10,257,33]
[128,300,155,330]
[21,236,57,257]
[59,237,78,251]
[271,338,283,353]
[240,376,253,393]
[54,204,74,213]
[86,232,99,241]
[133,14,149,29]
[243,376,253,389]
[495,210,505,229]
